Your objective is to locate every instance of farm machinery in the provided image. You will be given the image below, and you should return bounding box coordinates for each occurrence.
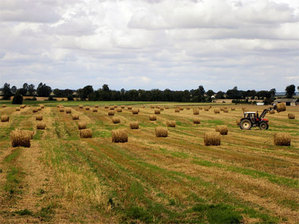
[239,103,286,130]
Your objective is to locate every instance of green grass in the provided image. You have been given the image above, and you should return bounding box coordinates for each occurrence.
[193,159,299,189]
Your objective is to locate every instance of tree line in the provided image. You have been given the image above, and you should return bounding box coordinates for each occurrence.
[1,82,298,104]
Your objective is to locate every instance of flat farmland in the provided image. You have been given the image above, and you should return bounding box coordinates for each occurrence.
[0,103,298,223]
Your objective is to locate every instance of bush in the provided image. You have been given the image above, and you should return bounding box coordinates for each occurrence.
[67,95,74,101]
[12,93,23,104]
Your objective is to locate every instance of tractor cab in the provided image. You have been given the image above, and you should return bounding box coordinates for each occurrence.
[243,112,259,122]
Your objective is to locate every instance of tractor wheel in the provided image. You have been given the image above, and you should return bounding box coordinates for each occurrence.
[259,122,268,130]
[240,119,252,130]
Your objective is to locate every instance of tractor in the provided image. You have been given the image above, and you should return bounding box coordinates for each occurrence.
[239,104,284,130]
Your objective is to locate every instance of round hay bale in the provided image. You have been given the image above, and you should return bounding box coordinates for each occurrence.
[276,103,286,112]
[155,127,168,137]
[288,113,295,119]
[204,132,221,146]
[10,130,31,147]
[127,106,132,110]
[1,115,9,122]
[165,106,169,109]
[179,107,184,111]
[130,122,139,129]
[116,108,122,112]
[154,109,160,114]
[78,121,87,130]
[166,120,176,127]
[109,107,115,110]
[121,106,125,109]
[269,110,275,114]
[16,107,21,111]
[112,129,128,143]
[80,129,92,138]
[20,105,26,109]
[214,109,220,114]
[186,107,190,110]
[104,106,109,109]
[132,109,139,114]
[23,130,34,139]
[36,122,46,130]
[65,108,71,114]
[72,114,79,120]
[95,105,99,108]
[40,104,45,109]
[149,115,157,121]
[2,104,6,108]
[112,117,120,124]
[223,109,229,113]
[231,108,236,111]
[160,108,164,111]
[92,108,98,112]
[274,133,291,146]
[193,118,200,124]
[150,106,155,109]
[59,108,64,112]
[215,125,228,135]
[193,108,199,115]
[198,107,203,110]
[85,107,90,111]
[108,111,115,116]
[33,108,38,113]
[36,115,43,121]
[204,108,209,111]
[175,108,180,113]
[236,119,240,125]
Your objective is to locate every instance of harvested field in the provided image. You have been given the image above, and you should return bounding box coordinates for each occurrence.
[0,102,298,223]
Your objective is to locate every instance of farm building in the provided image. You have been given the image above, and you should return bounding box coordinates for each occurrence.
[274,98,298,106]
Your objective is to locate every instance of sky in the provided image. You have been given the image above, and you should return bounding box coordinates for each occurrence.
[0,0,299,92]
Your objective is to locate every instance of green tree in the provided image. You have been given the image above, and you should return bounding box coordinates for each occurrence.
[2,83,12,100]
[12,91,23,104]
[37,83,52,97]
[285,84,295,98]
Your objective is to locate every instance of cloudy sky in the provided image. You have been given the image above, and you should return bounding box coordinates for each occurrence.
[0,0,298,91]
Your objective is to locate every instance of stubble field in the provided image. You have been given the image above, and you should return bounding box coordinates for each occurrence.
[0,102,298,223]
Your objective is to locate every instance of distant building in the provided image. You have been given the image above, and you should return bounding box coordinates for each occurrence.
[274,98,298,106]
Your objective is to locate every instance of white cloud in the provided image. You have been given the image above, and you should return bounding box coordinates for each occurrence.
[0,0,298,91]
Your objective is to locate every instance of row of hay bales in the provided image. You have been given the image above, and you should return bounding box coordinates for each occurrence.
[10,105,46,147]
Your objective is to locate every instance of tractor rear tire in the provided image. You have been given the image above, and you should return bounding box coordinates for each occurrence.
[240,119,252,130]
[259,122,268,130]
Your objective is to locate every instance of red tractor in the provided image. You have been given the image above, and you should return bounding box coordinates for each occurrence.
[239,104,280,130]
